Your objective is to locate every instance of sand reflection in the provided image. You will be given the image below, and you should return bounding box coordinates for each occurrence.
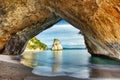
[20,51,38,67]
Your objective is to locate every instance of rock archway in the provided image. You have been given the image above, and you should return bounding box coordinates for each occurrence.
[0,0,120,60]
[0,0,61,54]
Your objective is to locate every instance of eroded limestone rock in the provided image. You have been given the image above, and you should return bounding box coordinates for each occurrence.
[0,0,61,55]
[42,0,120,60]
[52,39,63,51]
[0,0,120,61]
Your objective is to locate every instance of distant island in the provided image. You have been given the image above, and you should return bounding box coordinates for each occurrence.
[25,37,47,51]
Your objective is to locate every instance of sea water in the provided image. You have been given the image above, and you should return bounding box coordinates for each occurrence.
[21,49,120,79]
[21,20,120,79]
[22,49,90,78]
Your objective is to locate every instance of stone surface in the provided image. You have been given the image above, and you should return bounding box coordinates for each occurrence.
[42,0,120,60]
[26,37,47,51]
[0,0,120,60]
[0,0,61,54]
[52,39,63,50]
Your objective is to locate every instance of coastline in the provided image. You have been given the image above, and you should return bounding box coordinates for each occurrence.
[0,55,84,80]
[0,55,120,80]
[24,49,44,52]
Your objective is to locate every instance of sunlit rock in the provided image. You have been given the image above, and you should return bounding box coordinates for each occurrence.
[52,39,63,51]
[42,0,120,60]
[26,37,47,51]
[0,0,61,55]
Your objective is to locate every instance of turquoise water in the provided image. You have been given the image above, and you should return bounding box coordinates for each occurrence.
[21,49,120,79]
[22,49,90,78]
[21,20,120,79]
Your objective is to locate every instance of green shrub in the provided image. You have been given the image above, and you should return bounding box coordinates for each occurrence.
[26,37,47,50]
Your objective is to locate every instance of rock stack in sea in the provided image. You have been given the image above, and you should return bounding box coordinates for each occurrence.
[52,39,63,50]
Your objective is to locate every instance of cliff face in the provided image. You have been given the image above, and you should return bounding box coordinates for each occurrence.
[26,37,47,51]
[42,0,120,60]
[0,0,120,60]
[0,0,61,54]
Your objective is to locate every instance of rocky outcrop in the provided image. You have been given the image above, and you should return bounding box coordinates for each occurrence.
[42,0,120,60]
[52,39,63,51]
[0,0,61,54]
[26,37,47,51]
[2,14,61,55]
[0,0,120,60]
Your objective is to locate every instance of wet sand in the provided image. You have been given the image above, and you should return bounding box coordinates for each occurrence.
[1,55,120,80]
[0,55,86,80]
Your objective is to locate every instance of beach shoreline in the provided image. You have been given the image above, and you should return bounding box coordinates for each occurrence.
[0,55,85,80]
[0,55,120,80]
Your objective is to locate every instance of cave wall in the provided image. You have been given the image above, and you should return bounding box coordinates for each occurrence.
[0,0,56,50]
[0,0,60,54]
[41,0,120,60]
[0,0,120,60]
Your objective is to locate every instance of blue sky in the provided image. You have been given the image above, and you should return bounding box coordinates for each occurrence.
[36,20,85,48]
[56,20,68,25]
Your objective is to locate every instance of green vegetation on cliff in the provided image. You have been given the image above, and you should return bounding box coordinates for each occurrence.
[26,37,47,51]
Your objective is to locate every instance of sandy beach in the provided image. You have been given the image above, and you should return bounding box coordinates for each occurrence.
[0,55,86,80]
[1,55,120,80]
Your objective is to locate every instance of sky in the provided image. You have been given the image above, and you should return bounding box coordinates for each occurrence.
[55,20,68,25]
[36,20,85,48]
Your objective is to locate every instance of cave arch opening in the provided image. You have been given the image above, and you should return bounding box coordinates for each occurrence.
[33,20,86,50]
[21,20,91,76]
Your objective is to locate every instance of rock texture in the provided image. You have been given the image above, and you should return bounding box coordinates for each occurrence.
[2,14,60,55]
[52,39,63,51]
[26,37,47,51]
[42,0,120,60]
[0,0,61,54]
[0,0,120,60]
